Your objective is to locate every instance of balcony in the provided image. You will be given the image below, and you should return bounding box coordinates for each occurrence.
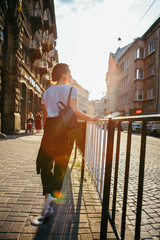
[133,78,144,82]
[47,59,52,68]
[43,0,50,10]
[41,41,54,53]
[37,61,48,75]
[133,98,144,102]
[49,24,57,39]
[29,40,42,63]
[41,41,49,53]
[44,20,49,31]
[30,15,43,35]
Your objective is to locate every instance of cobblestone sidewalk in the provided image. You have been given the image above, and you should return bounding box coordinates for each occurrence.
[0,133,133,240]
[110,133,160,240]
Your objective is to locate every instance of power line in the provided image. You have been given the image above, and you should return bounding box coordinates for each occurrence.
[122,0,137,23]
[132,0,157,32]
[149,13,160,26]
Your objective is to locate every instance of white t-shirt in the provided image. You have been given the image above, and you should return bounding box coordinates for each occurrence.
[42,85,78,117]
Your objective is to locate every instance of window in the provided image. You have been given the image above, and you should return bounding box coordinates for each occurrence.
[135,48,145,59]
[136,69,144,79]
[122,78,125,87]
[124,94,128,104]
[119,76,129,88]
[124,58,129,70]
[135,90,144,100]
[120,63,124,72]
[126,94,128,103]
[149,64,154,76]
[125,75,129,86]
[148,40,155,54]
[147,88,153,99]
[119,94,128,105]
[119,78,123,88]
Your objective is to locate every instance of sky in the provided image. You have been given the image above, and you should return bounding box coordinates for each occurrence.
[54,0,160,100]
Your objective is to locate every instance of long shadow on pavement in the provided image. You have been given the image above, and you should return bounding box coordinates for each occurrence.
[33,155,84,240]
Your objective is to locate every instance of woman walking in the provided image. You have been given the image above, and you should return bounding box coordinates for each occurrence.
[35,112,42,132]
[36,63,99,217]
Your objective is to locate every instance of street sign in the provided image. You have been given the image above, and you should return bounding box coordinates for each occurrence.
[125,105,129,116]
[125,109,129,116]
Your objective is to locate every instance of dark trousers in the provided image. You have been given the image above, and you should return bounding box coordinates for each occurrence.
[36,117,74,196]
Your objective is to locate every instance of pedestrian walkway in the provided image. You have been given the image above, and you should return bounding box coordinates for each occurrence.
[0,133,133,240]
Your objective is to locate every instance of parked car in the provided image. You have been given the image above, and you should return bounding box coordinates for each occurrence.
[150,122,160,136]
[132,122,142,132]
[121,122,142,133]
[146,122,154,135]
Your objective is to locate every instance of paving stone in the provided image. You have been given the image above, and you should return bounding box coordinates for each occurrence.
[21,226,38,234]
[85,205,96,214]
[10,222,25,233]
[0,222,14,233]
[140,231,152,239]
[78,228,91,234]
[80,233,93,240]
[1,133,155,239]
[89,222,101,233]
[151,223,160,230]
[148,229,159,236]
[152,237,160,240]
[8,212,28,217]
[79,214,89,223]
[0,197,10,204]
[0,233,20,240]
[19,234,33,240]
[7,198,18,204]
[0,212,9,221]
[6,215,27,222]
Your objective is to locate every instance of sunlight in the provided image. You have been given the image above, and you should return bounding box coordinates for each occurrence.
[55,0,160,100]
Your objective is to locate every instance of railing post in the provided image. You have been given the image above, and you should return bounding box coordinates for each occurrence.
[112,121,121,221]
[135,121,147,240]
[121,121,132,240]
[97,122,103,193]
[94,123,99,183]
[100,119,115,240]
[100,122,107,201]
[91,123,96,176]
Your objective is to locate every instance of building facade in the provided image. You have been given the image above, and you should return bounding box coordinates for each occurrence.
[88,101,95,117]
[71,79,89,114]
[91,98,107,118]
[106,17,160,116]
[0,0,58,133]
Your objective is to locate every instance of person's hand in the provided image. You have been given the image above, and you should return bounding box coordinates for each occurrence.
[93,115,101,121]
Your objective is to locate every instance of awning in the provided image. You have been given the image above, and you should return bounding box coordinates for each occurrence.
[104,112,122,118]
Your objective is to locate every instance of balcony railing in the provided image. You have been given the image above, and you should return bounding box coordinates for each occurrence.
[29,40,41,50]
[84,114,160,240]
[29,40,42,62]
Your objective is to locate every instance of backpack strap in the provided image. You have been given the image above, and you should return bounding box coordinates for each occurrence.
[57,87,73,110]
[57,101,66,111]
[67,87,73,107]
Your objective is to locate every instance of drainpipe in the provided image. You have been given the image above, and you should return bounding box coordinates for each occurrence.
[157,27,160,113]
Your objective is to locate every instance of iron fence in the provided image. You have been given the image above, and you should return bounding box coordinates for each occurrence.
[84,114,160,240]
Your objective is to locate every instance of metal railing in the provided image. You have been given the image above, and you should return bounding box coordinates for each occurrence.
[84,114,160,240]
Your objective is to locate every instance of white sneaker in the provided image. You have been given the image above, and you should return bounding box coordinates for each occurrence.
[46,194,57,206]
[43,194,57,217]
[43,205,54,217]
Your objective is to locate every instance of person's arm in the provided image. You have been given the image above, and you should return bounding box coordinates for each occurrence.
[42,104,47,126]
[69,98,99,121]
